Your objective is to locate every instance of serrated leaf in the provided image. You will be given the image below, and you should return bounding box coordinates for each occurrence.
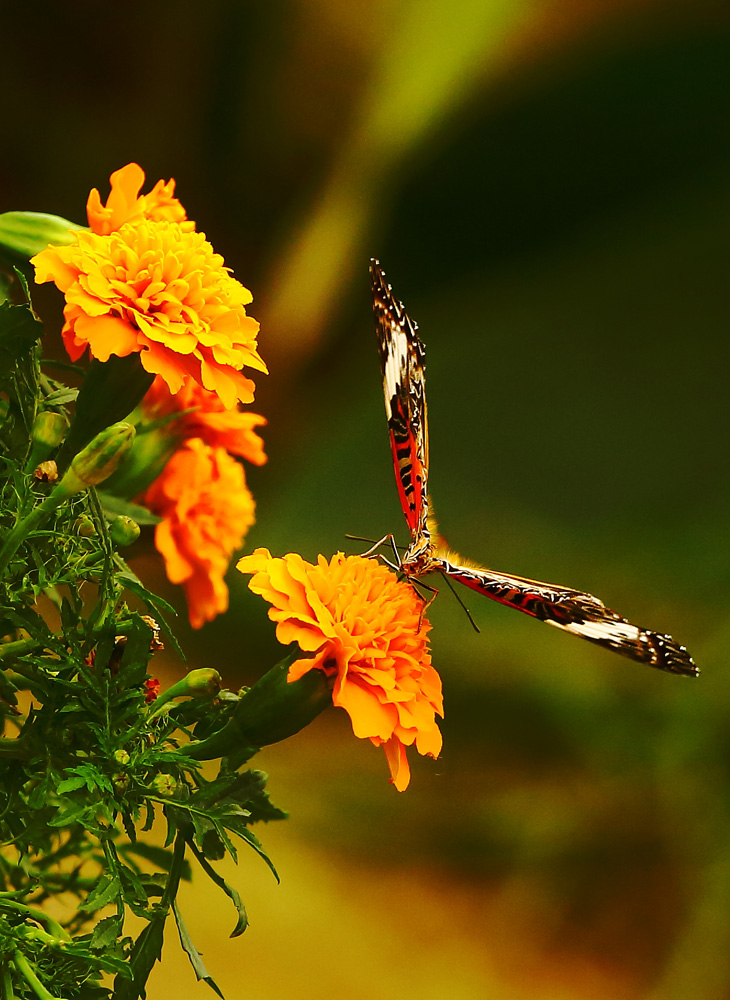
[49,799,91,828]
[187,839,248,938]
[79,874,122,913]
[90,914,123,951]
[172,901,225,997]
[56,775,88,794]
[119,573,177,617]
[224,821,280,882]
[42,386,78,405]
[113,916,165,1000]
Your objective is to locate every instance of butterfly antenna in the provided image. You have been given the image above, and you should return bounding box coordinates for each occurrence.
[345,533,407,555]
[442,572,481,633]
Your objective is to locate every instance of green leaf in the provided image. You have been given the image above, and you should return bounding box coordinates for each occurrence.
[113,916,166,1000]
[56,775,87,795]
[187,839,248,938]
[172,901,225,997]
[0,300,42,374]
[42,386,78,406]
[89,914,123,951]
[48,799,91,828]
[96,492,161,525]
[78,874,122,914]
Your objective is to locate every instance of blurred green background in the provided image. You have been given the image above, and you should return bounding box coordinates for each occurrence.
[4,0,730,996]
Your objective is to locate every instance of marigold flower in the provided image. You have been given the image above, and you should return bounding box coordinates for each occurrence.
[32,220,266,410]
[142,375,267,465]
[236,549,443,791]
[86,162,191,235]
[144,439,256,629]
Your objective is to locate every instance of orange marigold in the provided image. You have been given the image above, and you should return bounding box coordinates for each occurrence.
[236,549,444,791]
[144,439,256,629]
[87,162,192,235]
[32,221,267,409]
[142,375,267,466]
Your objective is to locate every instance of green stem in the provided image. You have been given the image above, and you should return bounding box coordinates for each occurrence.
[1,962,16,1000]
[12,952,67,1000]
[0,638,41,662]
[0,899,70,942]
[112,833,187,1000]
[0,486,74,577]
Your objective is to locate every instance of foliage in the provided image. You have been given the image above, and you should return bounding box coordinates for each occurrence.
[0,277,288,1000]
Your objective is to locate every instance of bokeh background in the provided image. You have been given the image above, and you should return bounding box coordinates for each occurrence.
[3,1,730,997]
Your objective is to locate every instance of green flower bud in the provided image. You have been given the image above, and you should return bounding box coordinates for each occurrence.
[32,411,66,451]
[151,774,177,797]
[146,668,222,719]
[74,516,96,537]
[59,421,136,496]
[113,749,131,766]
[25,411,67,472]
[186,653,333,761]
[109,515,141,547]
[113,773,131,794]
[0,211,83,259]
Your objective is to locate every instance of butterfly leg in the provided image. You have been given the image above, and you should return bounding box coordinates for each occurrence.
[354,533,405,575]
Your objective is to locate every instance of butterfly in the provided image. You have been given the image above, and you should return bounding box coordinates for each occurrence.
[369,259,698,677]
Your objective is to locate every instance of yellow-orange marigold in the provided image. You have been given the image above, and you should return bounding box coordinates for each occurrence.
[144,439,256,629]
[86,162,192,235]
[32,221,267,409]
[236,548,444,791]
[142,375,267,466]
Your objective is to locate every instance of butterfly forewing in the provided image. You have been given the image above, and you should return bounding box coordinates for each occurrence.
[437,556,697,676]
[370,259,430,545]
[369,259,698,678]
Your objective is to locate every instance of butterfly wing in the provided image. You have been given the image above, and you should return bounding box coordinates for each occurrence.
[370,259,431,546]
[437,556,698,676]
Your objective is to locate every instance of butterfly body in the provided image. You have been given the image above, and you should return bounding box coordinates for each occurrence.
[369,258,698,678]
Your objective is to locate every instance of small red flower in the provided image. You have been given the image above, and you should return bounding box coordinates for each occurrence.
[144,678,161,704]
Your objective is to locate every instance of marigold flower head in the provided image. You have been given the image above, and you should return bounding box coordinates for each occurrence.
[32,220,266,409]
[142,375,267,466]
[86,162,192,235]
[144,439,256,629]
[236,549,443,791]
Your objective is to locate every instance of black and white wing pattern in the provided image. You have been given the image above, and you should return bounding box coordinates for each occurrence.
[370,258,698,678]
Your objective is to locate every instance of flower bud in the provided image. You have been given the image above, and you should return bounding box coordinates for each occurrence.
[25,411,67,472]
[113,749,131,766]
[58,422,135,496]
[109,515,140,547]
[151,774,177,797]
[32,410,66,451]
[186,654,333,761]
[74,516,96,537]
[0,211,83,259]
